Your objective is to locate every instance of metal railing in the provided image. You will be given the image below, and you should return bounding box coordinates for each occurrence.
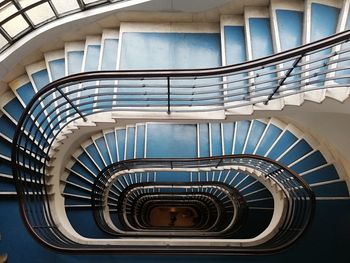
[96,180,248,237]
[12,150,315,253]
[13,29,350,253]
[91,156,315,251]
[6,30,350,142]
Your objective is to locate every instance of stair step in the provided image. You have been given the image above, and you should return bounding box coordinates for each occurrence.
[1,4,350,249]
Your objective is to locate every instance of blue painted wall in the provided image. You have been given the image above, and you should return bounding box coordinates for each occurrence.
[249,18,273,59]
[120,32,221,70]
[119,32,222,106]
[223,26,248,99]
[1,198,350,262]
[146,123,197,158]
[310,3,340,85]
[249,18,275,94]
[311,3,339,41]
[276,10,303,51]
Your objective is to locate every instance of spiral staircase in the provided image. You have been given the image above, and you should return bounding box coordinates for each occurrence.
[1,0,350,262]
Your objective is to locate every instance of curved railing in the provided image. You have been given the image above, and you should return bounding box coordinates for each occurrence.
[6,29,350,135]
[91,156,315,251]
[12,151,315,252]
[0,0,132,54]
[12,29,350,253]
[95,180,248,237]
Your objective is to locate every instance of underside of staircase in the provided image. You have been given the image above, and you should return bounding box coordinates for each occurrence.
[1,0,350,262]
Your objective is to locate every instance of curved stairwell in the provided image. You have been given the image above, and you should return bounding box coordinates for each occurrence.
[58,119,347,240]
[0,0,350,261]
